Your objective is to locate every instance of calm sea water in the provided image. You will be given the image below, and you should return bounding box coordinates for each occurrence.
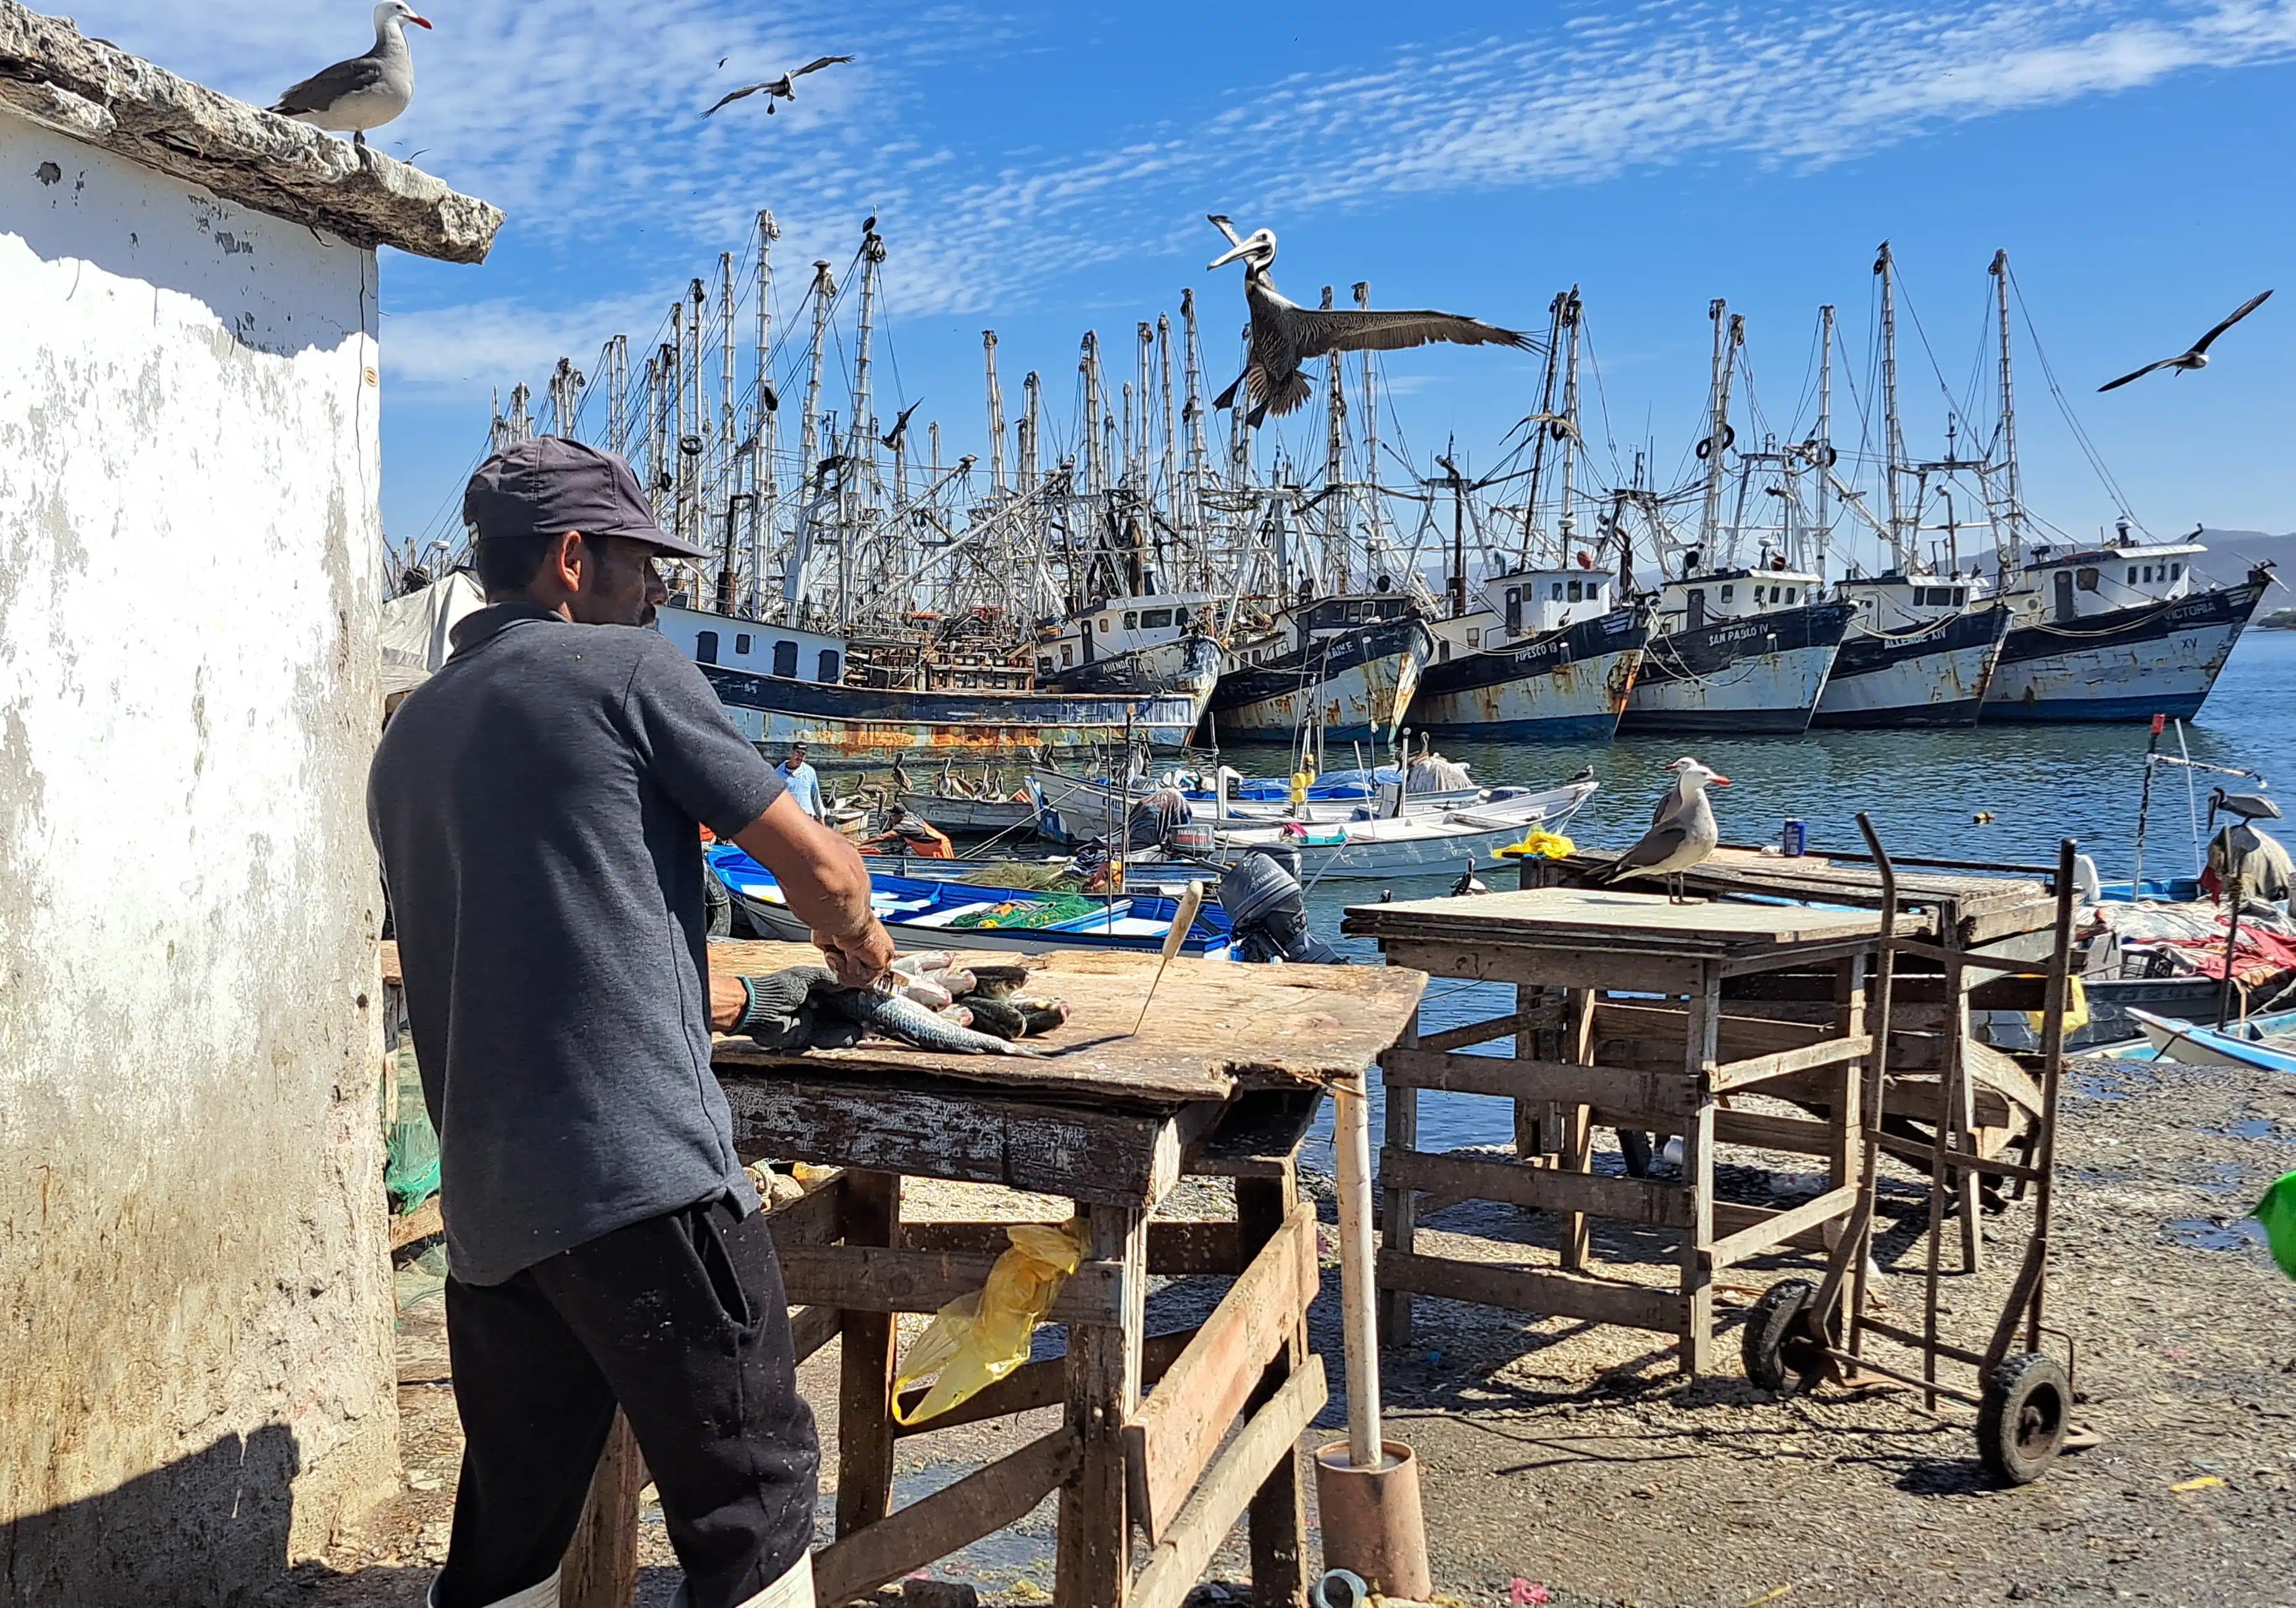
[1293,628,2296,1158]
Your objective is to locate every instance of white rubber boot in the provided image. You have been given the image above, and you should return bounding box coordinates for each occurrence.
[426,1567,562,1608]
[666,1550,815,1608]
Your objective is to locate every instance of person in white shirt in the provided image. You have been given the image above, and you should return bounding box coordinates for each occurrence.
[777,740,826,820]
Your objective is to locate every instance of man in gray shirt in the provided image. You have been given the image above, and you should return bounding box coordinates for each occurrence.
[371,437,892,1608]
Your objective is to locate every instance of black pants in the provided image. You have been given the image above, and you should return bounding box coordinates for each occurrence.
[436,1193,818,1608]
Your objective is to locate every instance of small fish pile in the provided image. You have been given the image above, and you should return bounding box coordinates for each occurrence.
[841,953,1071,1057]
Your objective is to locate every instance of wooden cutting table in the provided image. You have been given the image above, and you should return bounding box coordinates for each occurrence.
[378,940,1427,1608]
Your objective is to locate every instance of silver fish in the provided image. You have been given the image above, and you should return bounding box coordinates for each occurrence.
[834,986,1049,1057]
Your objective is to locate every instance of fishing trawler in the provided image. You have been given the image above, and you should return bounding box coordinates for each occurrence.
[1981,537,2272,721]
[1204,590,1433,745]
[1413,563,1648,739]
[1032,591,1225,703]
[1812,573,2012,727]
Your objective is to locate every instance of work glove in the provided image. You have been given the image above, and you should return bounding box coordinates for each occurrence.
[728,966,868,1052]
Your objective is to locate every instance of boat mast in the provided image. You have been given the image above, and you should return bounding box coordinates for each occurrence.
[1081,332,1104,500]
[1180,290,1210,587]
[667,298,687,546]
[718,251,737,606]
[1521,290,1567,561]
[983,330,1008,500]
[845,221,885,529]
[1557,286,1583,564]
[1990,248,2026,580]
[1697,298,1737,562]
[1322,285,1348,595]
[685,278,705,553]
[643,352,666,526]
[606,335,629,458]
[1876,241,1911,572]
[1353,282,1383,578]
[1814,304,1833,577]
[750,212,779,618]
[1158,314,1179,551]
[798,259,832,509]
[1020,371,1041,494]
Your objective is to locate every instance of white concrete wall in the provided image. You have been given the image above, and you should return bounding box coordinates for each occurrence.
[0,111,396,1601]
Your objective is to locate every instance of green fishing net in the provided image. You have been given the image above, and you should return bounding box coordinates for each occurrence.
[2253,1171,2296,1279]
[383,1041,441,1214]
[946,894,1105,931]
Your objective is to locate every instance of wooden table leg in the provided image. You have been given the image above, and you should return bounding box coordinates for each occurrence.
[836,1170,901,1539]
[561,1410,644,1608]
[1556,988,1597,1272]
[1679,978,1719,1376]
[1377,1015,1418,1347]
[1238,1173,1309,1608]
[1057,1202,1146,1608]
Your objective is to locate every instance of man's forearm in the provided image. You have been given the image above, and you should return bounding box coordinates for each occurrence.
[730,791,876,939]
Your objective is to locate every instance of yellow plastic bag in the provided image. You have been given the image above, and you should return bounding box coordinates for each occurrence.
[892,1219,1088,1425]
[2026,973,2089,1036]
[1499,827,1576,861]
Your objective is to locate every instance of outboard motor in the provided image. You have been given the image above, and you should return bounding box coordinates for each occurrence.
[1220,850,1342,965]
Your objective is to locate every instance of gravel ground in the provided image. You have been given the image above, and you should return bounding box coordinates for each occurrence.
[292,1050,2296,1608]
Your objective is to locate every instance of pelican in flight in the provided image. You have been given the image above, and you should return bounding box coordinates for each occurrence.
[1205,215,1535,426]
[705,54,853,117]
[2098,289,2273,391]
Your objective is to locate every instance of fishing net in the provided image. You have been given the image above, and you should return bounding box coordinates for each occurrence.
[947,894,1103,931]
[383,1041,440,1215]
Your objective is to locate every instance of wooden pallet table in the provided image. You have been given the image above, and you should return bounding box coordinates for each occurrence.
[380,940,1426,1608]
[1343,884,1900,1376]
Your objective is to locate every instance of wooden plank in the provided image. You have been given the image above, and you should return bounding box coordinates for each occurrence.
[789,1304,842,1364]
[1891,939,2049,975]
[711,939,1428,1103]
[1057,1205,1147,1608]
[1379,1045,1696,1121]
[561,1411,643,1608]
[388,1196,442,1251]
[836,1172,900,1542]
[1711,1107,1837,1156]
[1711,1201,1830,1254]
[1378,937,1704,997]
[1378,1016,1422,1350]
[1186,1088,1322,1180]
[1679,978,1719,1375]
[1236,1176,1309,1608]
[895,1328,1196,1439]
[1378,1249,1680,1333]
[1129,1360,1329,1608]
[1706,1185,1858,1270]
[1596,1001,1835,1062]
[779,1244,1128,1325]
[1380,1146,1691,1230]
[1709,1034,1872,1095]
[894,1220,1241,1278]
[722,1074,1184,1207]
[761,1176,846,1250]
[812,1425,1081,1608]
[1125,1205,1318,1544]
[1345,886,1885,948]
[1417,1011,1538,1054]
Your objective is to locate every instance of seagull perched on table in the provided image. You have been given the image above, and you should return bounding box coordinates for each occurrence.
[705,55,854,117]
[2098,290,2273,391]
[1596,757,1728,903]
[1204,214,1536,427]
[270,1,430,148]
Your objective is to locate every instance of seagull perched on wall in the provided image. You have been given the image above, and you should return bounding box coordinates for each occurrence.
[270,1,430,148]
[2098,290,2273,391]
[1205,214,1536,427]
[1595,757,1729,903]
[705,55,854,117]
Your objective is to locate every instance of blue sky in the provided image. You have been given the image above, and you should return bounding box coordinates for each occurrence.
[76,0,2296,563]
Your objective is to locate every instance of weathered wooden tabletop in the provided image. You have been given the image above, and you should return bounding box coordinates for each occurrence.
[379,939,1427,1107]
[1343,884,1888,955]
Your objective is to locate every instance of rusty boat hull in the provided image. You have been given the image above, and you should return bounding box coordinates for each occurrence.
[1980,571,2270,723]
[1621,600,1854,735]
[1810,603,2012,729]
[697,663,1205,755]
[1408,609,1648,740]
[1205,614,1433,744]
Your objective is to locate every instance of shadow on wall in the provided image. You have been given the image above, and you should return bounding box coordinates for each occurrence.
[0,1422,303,1606]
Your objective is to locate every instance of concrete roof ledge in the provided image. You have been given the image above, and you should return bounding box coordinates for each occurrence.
[0,0,501,262]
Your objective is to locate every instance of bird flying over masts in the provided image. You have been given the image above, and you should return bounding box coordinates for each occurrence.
[881,400,924,453]
[705,54,854,117]
[2098,290,2273,392]
[1204,214,1536,427]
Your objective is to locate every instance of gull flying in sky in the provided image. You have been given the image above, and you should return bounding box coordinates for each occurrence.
[705,55,854,117]
[2098,290,2273,392]
[1204,214,1536,427]
[269,0,431,148]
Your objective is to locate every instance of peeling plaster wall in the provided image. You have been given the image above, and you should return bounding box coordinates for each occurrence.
[0,112,395,1603]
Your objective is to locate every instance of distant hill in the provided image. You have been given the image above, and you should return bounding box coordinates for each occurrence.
[2191,529,2296,591]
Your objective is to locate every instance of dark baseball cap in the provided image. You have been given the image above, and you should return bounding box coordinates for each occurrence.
[462,437,713,561]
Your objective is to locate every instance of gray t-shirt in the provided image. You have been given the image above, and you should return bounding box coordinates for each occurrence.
[369,603,786,1284]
